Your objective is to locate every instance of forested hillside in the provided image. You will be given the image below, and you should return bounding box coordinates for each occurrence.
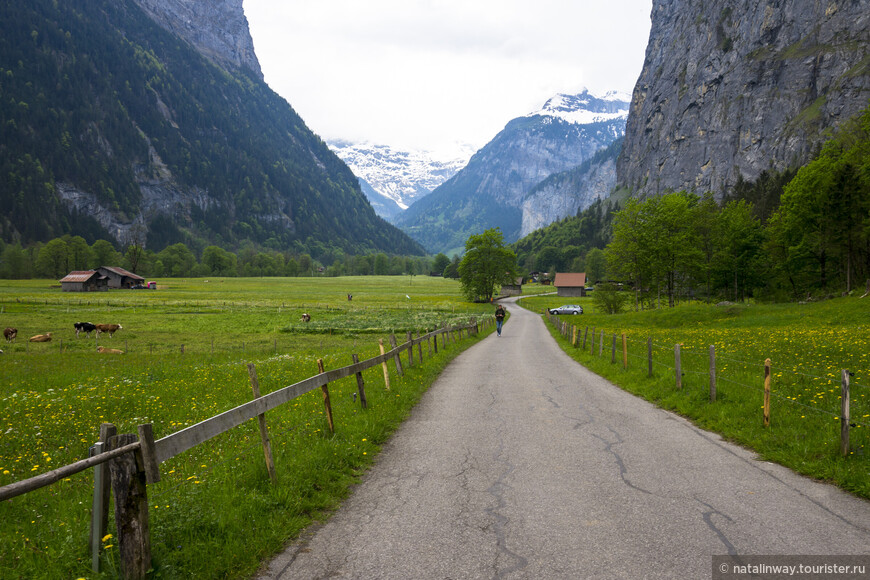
[0,0,423,257]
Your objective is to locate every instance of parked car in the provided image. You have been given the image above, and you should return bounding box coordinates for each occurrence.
[549,304,583,315]
[130,284,146,289]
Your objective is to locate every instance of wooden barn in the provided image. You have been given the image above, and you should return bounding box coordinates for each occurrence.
[554,272,587,297]
[96,266,145,289]
[59,270,109,292]
[500,277,524,297]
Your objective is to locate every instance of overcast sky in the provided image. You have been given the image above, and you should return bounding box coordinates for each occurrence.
[244,0,653,159]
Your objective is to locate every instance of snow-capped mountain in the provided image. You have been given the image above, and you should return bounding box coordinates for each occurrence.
[396,88,630,253]
[328,141,473,222]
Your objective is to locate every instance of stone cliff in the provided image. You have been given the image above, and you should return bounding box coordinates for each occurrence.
[133,0,263,79]
[618,0,870,198]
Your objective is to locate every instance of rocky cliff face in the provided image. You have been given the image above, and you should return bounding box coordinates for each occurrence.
[521,139,621,237]
[132,0,263,79]
[618,0,870,198]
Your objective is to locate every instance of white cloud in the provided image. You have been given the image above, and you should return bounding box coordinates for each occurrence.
[245,0,652,156]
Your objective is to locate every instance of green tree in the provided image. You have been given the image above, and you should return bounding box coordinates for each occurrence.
[0,243,33,279]
[34,238,69,278]
[91,239,121,268]
[443,255,461,279]
[431,253,450,276]
[458,228,518,302]
[585,248,606,284]
[66,236,92,270]
[591,283,630,314]
[157,243,197,277]
[201,245,237,276]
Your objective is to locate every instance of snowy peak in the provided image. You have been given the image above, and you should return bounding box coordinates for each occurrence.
[329,140,472,214]
[528,89,630,125]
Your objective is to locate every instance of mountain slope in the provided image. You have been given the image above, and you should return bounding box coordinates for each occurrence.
[0,0,423,256]
[618,0,870,198]
[521,138,622,237]
[329,141,470,221]
[396,90,629,253]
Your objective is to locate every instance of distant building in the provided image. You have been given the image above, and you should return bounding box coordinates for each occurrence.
[554,272,587,297]
[500,277,524,297]
[96,266,144,289]
[59,270,109,292]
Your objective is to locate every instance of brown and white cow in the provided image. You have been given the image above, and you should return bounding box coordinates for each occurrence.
[95,323,123,338]
[301,313,311,323]
[29,332,52,342]
[96,346,124,354]
[3,327,16,342]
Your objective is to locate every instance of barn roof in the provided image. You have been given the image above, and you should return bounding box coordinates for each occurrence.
[553,272,587,288]
[99,266,144,281]
[59,270,103,283]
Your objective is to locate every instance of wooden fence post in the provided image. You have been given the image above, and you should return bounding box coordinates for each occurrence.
[432,329,438,354]
[352,354,368,409]
[709,345,716,402]
[763,358,771,427]
[388,334,404,376]
[590,327,595,355]
[378,339,391,390]
[406,331,414,368]
[317,359,335,433]
[599,331,605,356]
[675,344,682,390]
[611,334,617,364]
[583,326,588,349]
[572,326,578,347]
[841,369,850,456]
[90,423,116,572]
[647,337,653,378]
[622,334,628,369]
[247,364,277,484]
[108,433,151,580]
[417,331,423,363]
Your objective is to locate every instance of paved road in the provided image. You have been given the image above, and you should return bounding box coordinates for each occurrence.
[256,299,870,579]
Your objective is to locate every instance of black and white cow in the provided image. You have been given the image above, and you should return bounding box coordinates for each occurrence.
[74,322,97,338]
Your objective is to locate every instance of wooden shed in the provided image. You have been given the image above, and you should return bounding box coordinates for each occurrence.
[96,266,145,289]
[554,272,587,297]
[500,277,524,297]
[59,270,109,292]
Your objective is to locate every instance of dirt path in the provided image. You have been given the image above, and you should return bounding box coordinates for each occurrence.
[256,299,870,579]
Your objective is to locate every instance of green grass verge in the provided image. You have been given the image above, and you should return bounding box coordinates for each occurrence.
[520,294,870,499]
[0,277,494,579]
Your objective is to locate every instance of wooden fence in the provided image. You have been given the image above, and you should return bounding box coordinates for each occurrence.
[0,317,494,579]
[544,310,861,458]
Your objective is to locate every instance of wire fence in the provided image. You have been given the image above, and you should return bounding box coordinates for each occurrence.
[544,312,870,444]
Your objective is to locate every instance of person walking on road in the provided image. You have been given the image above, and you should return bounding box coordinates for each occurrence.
[495,303,506,336]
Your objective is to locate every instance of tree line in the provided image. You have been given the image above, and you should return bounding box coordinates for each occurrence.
[607,106,869,306]
[0,237,445,280]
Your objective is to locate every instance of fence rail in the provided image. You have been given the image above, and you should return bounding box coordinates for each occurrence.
[0,317,493,579]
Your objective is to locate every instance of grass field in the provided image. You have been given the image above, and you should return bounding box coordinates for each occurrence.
[520,293,870,499]
[0,276,494,579]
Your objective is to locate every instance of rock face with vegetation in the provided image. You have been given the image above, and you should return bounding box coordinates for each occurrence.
[617,0,870,198]
[132,0,263,80]
[0,0,422,256]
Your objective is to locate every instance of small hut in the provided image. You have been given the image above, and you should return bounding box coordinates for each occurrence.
[500,277,524,297]
[554,272,587,297]
[59,270,109,292]
[96,266,145,289]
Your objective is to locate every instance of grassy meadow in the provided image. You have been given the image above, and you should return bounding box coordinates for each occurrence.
[0,276,494,579]
[521,293,870,499]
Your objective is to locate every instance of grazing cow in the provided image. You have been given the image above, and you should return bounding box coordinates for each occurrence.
[29,333,52,342]
[300,313,311,323]
[74,322,97,338]
[95,323,123,338]
[3,327,16,342]
[97,346,124,354]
